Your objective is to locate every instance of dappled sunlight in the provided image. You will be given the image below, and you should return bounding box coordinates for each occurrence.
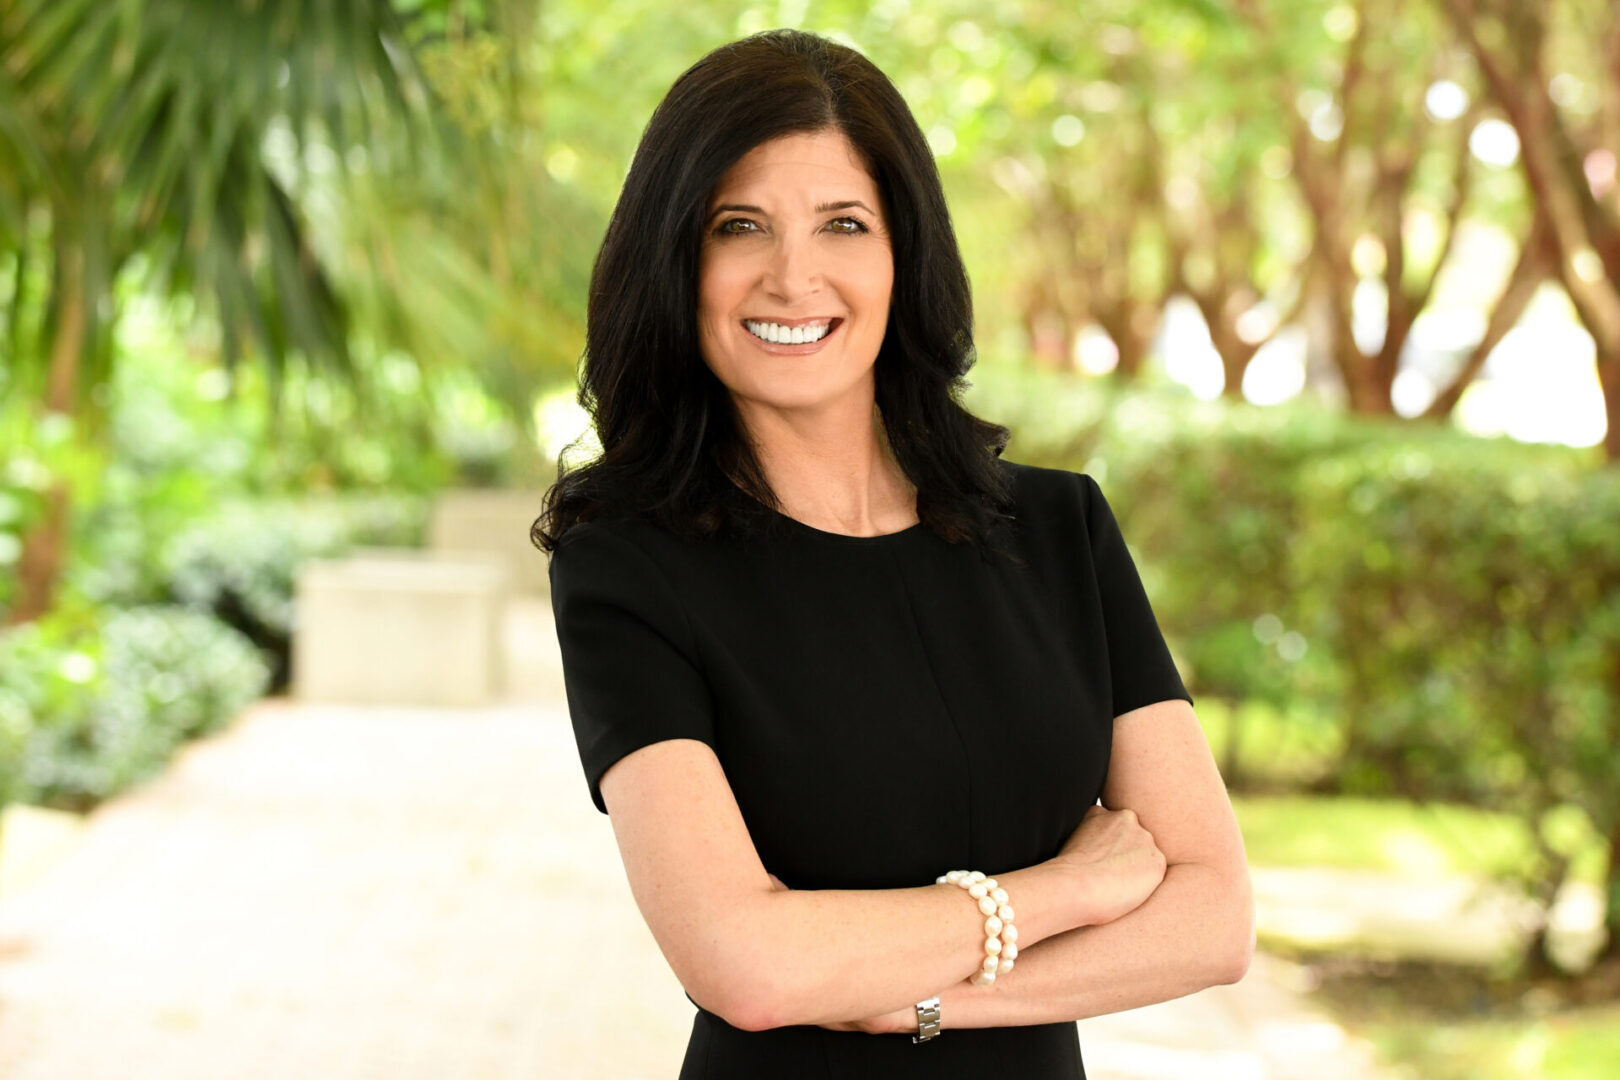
[1378,829,1451,877]
[1454,295,1608,449]
[1243,328,1309,405]
[1159,296,1226,400]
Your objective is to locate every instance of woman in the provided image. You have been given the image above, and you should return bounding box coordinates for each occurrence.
[534,28,1253,1078]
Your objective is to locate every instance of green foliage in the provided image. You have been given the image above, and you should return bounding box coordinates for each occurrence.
[0,390,107,617]
[0,602,271,812]
[1290,440,1620,926]
[60,294,473,616]
[971,365,1619,965]
[0,0,443,406]
[1233,794,1604,886]
[161,494,426,687]
[1319,976,1620,1080]
[1292,441,1614,800]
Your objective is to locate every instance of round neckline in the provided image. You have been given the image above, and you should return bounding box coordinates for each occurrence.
[770,506,926,544]
[726,478,924,543]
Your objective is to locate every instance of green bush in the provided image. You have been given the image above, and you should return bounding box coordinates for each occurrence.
[1094,398,1368,711]
[0,680,29,808]
[972,366,1620,967]
[980,373,1360,734]
[1291,441,1620,936]
[161,494,427,686]
[0,603,270,812]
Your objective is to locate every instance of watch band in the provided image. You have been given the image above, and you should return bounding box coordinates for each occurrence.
[912,995,942,1043]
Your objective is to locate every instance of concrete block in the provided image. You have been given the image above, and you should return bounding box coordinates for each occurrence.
[293,553,509,707]
[428,489,551,594]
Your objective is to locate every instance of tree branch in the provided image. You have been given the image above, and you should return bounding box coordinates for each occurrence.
[1405,102,1481,320]
[1424,211,1552,418]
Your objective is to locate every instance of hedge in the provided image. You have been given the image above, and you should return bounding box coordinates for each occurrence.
[973,368,1619,968]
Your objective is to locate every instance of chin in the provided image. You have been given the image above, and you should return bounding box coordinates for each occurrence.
[734,371,874,414]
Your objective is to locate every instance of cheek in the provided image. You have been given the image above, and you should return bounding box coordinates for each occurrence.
[853,261,894,322]
[699,252,753,317]
[851,244,894,301]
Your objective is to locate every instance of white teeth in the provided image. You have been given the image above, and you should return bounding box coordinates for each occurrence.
[745,320,831,345]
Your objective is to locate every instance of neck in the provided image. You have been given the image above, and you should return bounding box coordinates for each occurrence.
[733,392,917,537]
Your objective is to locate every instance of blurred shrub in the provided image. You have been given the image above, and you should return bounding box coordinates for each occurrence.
[0,603,270,812]
[0,671,32,808]
[0,482,37,615]
[1292,441,1620,928]
[973,365,1619,968]
[161,494,427,687]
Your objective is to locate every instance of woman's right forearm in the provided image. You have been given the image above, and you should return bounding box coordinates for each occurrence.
[705,858,1084,1031]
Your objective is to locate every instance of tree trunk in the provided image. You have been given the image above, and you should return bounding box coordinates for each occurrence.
[1520,848,1573,980]
[1094,303,1153,380]
[1601,342,1620,465]
[1342,345,1399,414]
[1600,808,1620,966]
[1205,308,1262,399]
[4,483,70,627]
[1425,214,1551,419]
[46,244,85,415]
[6,243,86,625]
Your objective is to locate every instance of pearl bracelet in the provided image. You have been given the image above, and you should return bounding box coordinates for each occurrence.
[936,869,1019,986]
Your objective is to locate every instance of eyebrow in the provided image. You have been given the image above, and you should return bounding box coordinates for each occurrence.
[707,200,877,219]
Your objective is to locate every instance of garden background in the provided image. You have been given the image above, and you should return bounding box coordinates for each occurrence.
[2,0,1618,1076]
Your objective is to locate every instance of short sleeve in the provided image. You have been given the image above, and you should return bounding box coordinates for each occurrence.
[1079,473,1193,717]
[548,521,716,814]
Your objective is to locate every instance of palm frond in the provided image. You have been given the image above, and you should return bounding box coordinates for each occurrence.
[2,0,446,411]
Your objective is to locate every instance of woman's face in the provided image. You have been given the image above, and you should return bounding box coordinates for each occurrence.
[697,129,894,419]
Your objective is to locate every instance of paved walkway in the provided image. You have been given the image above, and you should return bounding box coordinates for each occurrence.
[0,597,1388,1079]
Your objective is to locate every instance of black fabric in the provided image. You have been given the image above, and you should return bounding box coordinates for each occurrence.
[549,459,1190,1078]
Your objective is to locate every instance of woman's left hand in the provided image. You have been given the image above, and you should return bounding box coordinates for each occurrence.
[766,873,921,1036]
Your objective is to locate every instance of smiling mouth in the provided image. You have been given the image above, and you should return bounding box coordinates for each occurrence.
[743,318,843,345]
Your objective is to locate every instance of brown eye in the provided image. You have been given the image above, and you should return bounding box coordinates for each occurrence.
[716,218,760,235]
[826,217,867,234]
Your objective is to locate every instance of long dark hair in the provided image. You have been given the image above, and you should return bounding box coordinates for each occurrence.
[531,29,1013,552]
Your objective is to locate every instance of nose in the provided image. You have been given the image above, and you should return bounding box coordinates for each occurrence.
[761,233,822,303]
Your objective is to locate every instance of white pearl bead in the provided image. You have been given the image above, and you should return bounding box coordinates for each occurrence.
[969,971,989,986]
[984,936,1002,955]
[998,957,1014,974]
[936,876,947,885]
[977,896,998,916]
[968,871,986,883]
[982,878,997,891]
[997,904,1015,922]
[946,870,966,885]
[968,883,988,899]
[1004,941,1019,960]
[982,954,1000,974]
[984,916,1003,936]
[979,970,997,985]
[990,887,1009,904]
[1003,923,1019,943]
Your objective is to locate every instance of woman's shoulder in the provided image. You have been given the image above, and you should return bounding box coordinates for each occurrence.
[548,508,746,598]
[548,512,680,585]
[996,457,1102,527]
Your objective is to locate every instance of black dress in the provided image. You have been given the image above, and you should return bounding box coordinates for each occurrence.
[548,459,1191,1078]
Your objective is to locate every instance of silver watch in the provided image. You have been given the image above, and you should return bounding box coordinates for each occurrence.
[912,995,942,1043]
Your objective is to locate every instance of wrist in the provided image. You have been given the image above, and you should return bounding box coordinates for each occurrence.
[1033,854,1094,931]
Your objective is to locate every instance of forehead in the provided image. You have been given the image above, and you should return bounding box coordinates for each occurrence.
[710,130,879,203]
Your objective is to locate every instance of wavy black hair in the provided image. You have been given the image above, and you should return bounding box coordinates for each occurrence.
[531,28,1014,552]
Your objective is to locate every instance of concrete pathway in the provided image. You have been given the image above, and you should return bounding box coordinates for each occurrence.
[0,597,1388,1079]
